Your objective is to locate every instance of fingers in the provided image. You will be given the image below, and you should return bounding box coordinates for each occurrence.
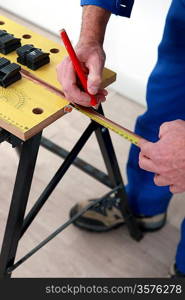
[96,89,108,102]
[87,57,104,95]
[137,138,148,148]
[154,174,172,186]
[169,184,185,194]
[153,173,185,194]
[139,153,158,173]
[57,57,107,107]
[98,89,108,96]
[68,86,92,106]
[138,122,185,194]
[159,122,173,138]
[57,59,91,106]
[159,119,183,138]
[138,140,156,159]
[154,176,181,194]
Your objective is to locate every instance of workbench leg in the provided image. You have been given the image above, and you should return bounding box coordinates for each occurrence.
[15,145,22,157]
[95,106,143,241]
[0,132,42,278]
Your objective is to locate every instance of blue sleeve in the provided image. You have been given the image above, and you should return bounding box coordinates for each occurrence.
[80,0,135,18]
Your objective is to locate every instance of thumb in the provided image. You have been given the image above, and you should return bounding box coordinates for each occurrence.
[138,139,156,159]
[159,122,172,138]
[87,63,103,95]
[137,137,148,149]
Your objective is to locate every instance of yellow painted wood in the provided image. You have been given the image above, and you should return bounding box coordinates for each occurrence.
[0,15,116,140]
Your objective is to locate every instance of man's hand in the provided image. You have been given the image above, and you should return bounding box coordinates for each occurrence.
[57,41,107,106]
[139,120,185,194]
[57,5,111,107]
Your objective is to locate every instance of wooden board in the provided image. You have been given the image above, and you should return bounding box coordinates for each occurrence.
[0,15,116,140]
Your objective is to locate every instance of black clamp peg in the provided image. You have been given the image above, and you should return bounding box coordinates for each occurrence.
[16,44,50,70]
[0,30,21,54]
[0,57,21,88]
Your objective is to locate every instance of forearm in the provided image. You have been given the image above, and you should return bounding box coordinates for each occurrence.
[79,5,111,46]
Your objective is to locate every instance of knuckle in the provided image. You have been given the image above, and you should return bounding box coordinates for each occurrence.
[154,176,159,185]
[160,122,167,129]
[175,119,182,124]
[175,119,185,129]
[160,122,171,131]
[169,184,182,194]
[169,185,176,194]
[88,74,101,85]
[93,75,102,83]
[63,83,74,95]
[138,158,144,169]
[63,87,69,95]
[98,48,106,60]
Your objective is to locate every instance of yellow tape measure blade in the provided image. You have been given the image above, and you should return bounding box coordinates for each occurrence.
[73,105,140,146]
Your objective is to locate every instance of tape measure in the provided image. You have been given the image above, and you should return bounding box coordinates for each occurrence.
[21,69,142,146]
[72,105,140,146]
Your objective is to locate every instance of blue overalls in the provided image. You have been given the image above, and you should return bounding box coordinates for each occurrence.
[81,0,185,274]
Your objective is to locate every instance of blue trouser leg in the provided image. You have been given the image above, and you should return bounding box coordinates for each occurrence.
[126,0,185,273]
[176,219,185,274]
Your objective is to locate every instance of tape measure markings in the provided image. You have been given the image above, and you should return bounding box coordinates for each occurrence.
[73,105,140,146]
[0,111,30,131]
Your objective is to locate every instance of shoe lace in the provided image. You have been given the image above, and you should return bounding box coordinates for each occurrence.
[91,194,121,215]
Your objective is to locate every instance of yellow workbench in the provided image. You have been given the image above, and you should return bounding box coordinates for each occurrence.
[0,15,141,279]
[0,15,116,140]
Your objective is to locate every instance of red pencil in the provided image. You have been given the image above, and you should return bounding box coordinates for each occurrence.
[60,29,97,106]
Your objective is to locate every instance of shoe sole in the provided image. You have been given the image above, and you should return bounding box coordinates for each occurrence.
[70,205,125,232]
[69,205,167,233]
[139,214,167,233]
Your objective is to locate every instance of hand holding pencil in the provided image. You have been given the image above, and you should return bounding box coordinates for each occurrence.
[57,29,107,107]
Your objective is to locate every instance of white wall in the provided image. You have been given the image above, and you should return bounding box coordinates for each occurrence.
[0,0,172,105]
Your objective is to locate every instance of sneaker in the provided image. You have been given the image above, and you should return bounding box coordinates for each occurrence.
[170,264,185,278]
[69,194,167,232]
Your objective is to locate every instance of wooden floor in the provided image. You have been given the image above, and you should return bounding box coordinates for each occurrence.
[0,9,185,278]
